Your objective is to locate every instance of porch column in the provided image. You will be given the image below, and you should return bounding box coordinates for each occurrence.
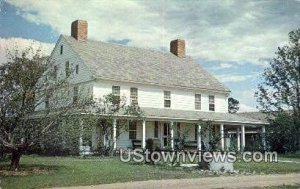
[262,125,266,151]
[142,120,146,149]
[241,124,245,151]
[220,124,224,151]
[197,124,202,151]
[237,128,241,151]
[112,118,117,150]
[170,121,174,150]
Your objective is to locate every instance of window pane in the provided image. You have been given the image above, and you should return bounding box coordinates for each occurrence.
[209,95,215,111]
[112,86,120,96]
[129,131,136,139]
[65,61,70,77]
[73,86,79,104]
[75,65,79,74]
[60,45,63,54]
[130,88,138,105]
[209,95,215,103]
[129,121,137,130]
[164,100,171,108]
[195,94,201,110]
[209,104,215,111]
[164,91,171,99]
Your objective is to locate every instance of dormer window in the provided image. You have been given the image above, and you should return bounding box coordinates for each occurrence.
[60,45,63,55]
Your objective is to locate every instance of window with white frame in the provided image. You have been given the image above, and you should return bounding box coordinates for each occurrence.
[164,91,171,108]
[130,87,138,105]
[195,94,201,110]
[209,95,215,111]
[128,121,137,139]
[112,86,120,104]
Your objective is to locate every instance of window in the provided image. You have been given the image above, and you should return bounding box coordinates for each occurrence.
[65,61,70,77]
[209,95,215,111]
[60,45,63,55]
[45,95,50,109]
[154,121,159,138]
[73,86,79,104]
[164,91,171,108]
[75,64,79,74]
[112,86,120,104]
[112,86,120,96]
[129,121,137,139]
[130,87,138,105]
[195,94,201,110]
[53,65,58,79]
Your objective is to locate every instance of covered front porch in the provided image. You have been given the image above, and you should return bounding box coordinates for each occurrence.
[105,108,268,152]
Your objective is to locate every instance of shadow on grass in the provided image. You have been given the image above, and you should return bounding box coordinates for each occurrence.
[0,163,62,177]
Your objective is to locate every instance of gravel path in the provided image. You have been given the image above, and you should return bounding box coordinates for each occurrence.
[52,174,300,189]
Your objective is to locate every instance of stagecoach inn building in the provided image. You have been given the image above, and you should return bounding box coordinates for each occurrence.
[39,20,268,152]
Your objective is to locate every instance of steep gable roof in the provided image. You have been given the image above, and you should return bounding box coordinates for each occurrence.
[63,35,230,93]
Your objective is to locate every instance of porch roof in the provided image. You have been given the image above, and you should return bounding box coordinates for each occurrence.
[141,108,268,125]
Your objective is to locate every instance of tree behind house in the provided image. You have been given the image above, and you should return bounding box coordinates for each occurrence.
[256,29,300,153]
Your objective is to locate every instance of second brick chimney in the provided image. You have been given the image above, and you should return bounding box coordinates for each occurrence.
[170,39,185,57]
[71,20,88,41]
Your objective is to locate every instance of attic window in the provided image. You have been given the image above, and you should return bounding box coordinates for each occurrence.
[75,64,79,74]
[60,45,63,55]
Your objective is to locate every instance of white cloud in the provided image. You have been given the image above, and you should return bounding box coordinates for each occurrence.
[216,74,255,82]
[0,37,54,64]
[6,0,299,66]
[239,103,258,112]
[219,63,233,69]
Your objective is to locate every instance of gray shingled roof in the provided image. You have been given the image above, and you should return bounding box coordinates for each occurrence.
[63,35,230,92]
[141,107,268,125]
[238,112,271,123]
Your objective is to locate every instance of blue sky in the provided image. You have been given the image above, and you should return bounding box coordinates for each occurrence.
[1,0,300,111]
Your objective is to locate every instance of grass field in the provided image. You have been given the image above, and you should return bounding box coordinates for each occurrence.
[0,154,299,189]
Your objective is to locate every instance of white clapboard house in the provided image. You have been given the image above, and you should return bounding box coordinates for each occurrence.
[40,20,268,152]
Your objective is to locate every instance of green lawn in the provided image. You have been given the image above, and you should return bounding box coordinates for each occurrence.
[0,155,299,189]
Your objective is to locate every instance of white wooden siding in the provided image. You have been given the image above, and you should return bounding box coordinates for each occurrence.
[93,80,228,113]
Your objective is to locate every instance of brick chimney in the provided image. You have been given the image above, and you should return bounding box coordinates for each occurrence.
[170,39,185,57]
[71,20,88,41]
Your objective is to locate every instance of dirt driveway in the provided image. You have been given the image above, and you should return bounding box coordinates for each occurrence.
[52,174,300,189]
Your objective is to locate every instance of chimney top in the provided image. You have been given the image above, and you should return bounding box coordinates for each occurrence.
[170,39,185,57]
[71,20,88,41]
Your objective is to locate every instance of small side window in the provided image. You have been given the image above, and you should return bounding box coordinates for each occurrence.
[75,65,79,74]
[60,45,63,55]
